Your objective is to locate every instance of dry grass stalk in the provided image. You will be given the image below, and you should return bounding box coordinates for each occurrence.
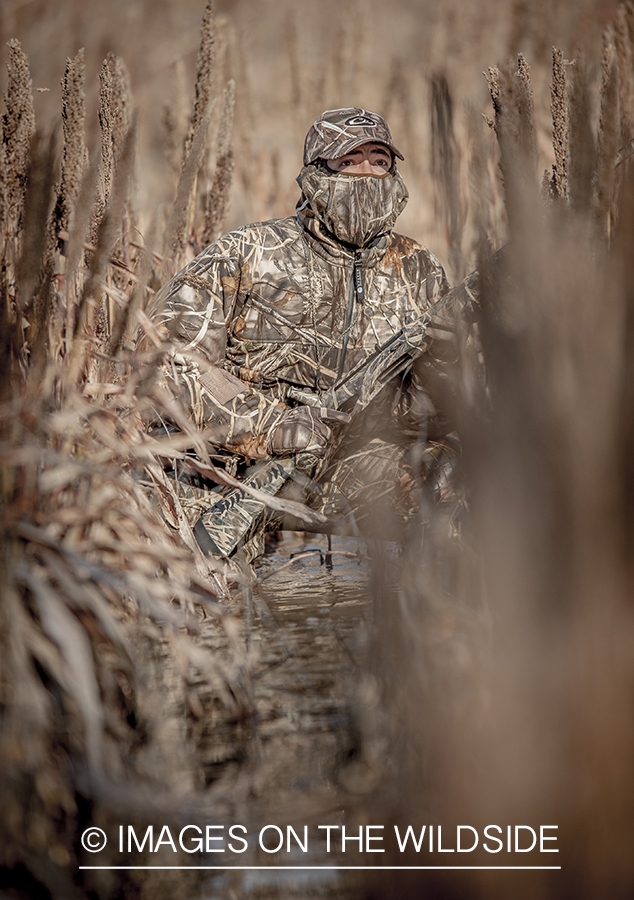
[1,39,35,250]
[0,34,252,890]
[0,134,6,248]
[15,131,57,358]
[184,0,215,160]
[549,47,570,201]
[70,116,137,384]
[161,60,188,174]
[98,51,132,207]
[330,0,365,106]
[107,220,158,358]
[430,73,465,280]
[596,27,621,239]
[62,159,99,357]
[53,49,89,243]
[381,59,418,175]
[363,46,634,900]
[487,63,536,236]
[286,11,302,113]
[615,1,634,143]
[568,52,597,213]
[164,112,209,266]
[202,78,235,247]
[516,52,536,163]
[465,101,506,255]
[483,65,501,131]
[613,168,634,593]
[0,391,249,892]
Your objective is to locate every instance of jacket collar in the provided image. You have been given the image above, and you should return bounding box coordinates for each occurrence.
[296,204,391,268]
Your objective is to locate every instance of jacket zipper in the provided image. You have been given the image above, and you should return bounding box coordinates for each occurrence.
[337,250,364,381]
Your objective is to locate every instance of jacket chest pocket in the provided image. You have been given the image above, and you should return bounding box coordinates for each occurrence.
[233,283,313,344]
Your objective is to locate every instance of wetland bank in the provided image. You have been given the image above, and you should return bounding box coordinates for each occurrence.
[2,1,634,898]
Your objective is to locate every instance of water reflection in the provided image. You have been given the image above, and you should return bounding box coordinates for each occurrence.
[199,533,373,900]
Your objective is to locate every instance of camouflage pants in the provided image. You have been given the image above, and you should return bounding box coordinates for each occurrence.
[179,436,459,562]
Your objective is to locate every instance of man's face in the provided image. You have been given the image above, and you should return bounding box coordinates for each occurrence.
[326,142,393,177]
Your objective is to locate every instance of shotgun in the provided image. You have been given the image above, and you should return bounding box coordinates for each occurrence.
[193,268,480,559]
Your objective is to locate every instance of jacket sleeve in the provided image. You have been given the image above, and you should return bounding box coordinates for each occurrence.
[398,248,468,440]
[151,234,286,459]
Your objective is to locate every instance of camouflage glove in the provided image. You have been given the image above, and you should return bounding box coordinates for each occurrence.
[266,406,333,458]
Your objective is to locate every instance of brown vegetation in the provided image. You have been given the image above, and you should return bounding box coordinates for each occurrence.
[1,0,634,898]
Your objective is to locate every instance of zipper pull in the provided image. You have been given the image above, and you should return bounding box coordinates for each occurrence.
[353,251,364,302]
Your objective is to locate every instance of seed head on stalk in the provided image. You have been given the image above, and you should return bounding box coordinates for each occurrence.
[2,39,35,256]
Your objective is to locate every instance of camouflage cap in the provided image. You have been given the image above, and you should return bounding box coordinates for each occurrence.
[303,107,404,166]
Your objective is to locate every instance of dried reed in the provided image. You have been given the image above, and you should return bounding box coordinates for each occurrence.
[201,78,235,247]
[98,51,132,207]
[15,130,57,360]
[53,49,89,243]
[615,1,634,142]
[430,73,465,280]
[70,114,137,384]
[2,39,34,250]
[596,26,621,238]
[549,47,570,200]
[361,10,634,898]
[184,0,215,160]
[516,52,536,162]
[568,52,597,212]
[0,26,251,892]
[164,111,209,264]
[5,3,634,898]
[161,59,188,174]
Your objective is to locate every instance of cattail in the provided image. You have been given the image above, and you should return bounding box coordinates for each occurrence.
[184,0,215,160]
[550,47,570,201]
[202,79,235,246]
[2,39,35,244]
[98,52,132,208]
[516,52,536,163]
[53,49,89,244]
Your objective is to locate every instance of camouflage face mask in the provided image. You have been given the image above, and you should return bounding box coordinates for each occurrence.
[297,165,409,248]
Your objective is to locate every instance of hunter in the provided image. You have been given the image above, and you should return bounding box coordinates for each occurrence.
[151,107,462,560]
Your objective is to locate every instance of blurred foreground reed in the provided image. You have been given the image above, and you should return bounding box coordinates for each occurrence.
[359,8,634,899]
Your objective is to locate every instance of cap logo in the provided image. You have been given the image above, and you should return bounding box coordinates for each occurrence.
[344,115,377,127]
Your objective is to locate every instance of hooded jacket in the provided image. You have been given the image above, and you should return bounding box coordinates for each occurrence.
[152,168,451,459]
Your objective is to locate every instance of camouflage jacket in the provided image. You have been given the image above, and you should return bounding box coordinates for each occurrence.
[152,207,451,459]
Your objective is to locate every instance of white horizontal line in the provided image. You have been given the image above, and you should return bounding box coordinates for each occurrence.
[79,866,562,871]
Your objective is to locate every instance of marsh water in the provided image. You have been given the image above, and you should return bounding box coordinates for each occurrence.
[195,531,381,900]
